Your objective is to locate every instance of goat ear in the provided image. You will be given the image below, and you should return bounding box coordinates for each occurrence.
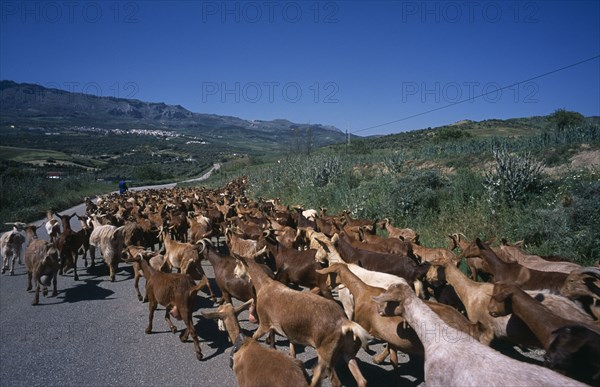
[315,238,330,252]
[315,266,333,275]
[371,291,397,304]
[201,309,225,320]
[514,267,531,285]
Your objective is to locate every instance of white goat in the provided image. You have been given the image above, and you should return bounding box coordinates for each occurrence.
[89,223,125,281]
[1,222,27,275]
[372,283,587,387]
[45,210,61,242]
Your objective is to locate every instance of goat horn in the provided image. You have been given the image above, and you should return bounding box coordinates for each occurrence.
[571,267,600,279]
[196,239,207,254]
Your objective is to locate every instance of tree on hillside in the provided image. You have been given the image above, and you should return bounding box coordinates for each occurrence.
[548,109,585,131]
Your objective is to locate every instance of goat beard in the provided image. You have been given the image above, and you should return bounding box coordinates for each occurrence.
[169,306,182,320]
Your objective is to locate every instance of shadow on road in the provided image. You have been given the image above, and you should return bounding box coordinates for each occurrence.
[60,279,115,303]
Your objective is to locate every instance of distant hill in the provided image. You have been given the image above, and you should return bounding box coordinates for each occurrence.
[0,80,347,150]
[360,115,600,150]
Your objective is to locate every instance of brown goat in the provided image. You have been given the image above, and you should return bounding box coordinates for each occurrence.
[488,283,600,350]
[134,254,207,361]
[460,238,568,293]
[264,237,332,299]
[560,267,600,321]
[357,226,410,255]
[24,240,59,305]
[321,233,430,295]
[122,245,169,301]
[236,258,369,387]
[202,301,310,387]
[316,262,424,374]
[377,218,418,242]
[545,324,600,386]
[54,213,85,281]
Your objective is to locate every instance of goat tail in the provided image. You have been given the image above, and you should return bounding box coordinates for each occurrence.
[342,321,371,350]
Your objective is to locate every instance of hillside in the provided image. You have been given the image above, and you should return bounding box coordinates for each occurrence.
[361,116,600,151]
[0,80,347,151]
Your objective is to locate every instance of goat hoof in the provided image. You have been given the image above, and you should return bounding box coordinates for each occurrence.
[1,268,6,274]
[145,328,152,334]
[196,353,203,361]
[32,300,39,306]
[52,291,57,297]
[26,286,32,292]
[170,327,177,334]
[10,271,14,276]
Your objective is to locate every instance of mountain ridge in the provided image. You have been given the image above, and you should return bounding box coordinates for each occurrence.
[0,80,346,147]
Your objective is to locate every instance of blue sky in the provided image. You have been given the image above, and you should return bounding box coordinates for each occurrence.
[1,1,599,136]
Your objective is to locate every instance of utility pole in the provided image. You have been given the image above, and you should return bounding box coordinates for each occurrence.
[345,124,351,156]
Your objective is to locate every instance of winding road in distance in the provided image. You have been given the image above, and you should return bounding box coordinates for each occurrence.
[0,162,402,387]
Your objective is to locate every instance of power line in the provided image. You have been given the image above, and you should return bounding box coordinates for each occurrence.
[352,54,600,135]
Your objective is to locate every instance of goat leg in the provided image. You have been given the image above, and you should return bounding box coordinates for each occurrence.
[344,355,367,387]
[389,346,399,371]
[134,272,143,301]
[32,283,40,306]
[372,344,389,364]
[72,252,79,281]
[146,300,156,334]
[108,262,116,282]
[52,273,57,297]
[265,330,276,348]
[89,246,96,268]
[2,252,11,274]
[165,308,177,333]
[26,272,32,291]
[10,255,17,275]
[329,366,342,387]
[310,356,327,387]
[197,275,217,303]
[251,323,271,342]
[185,321,203,361]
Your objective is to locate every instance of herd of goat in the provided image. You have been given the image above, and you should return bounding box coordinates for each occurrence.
[1,176,599,387]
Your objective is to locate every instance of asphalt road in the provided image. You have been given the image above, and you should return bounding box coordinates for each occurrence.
[0,189,407,387]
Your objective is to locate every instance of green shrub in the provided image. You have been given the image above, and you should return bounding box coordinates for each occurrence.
[483,145,544,206]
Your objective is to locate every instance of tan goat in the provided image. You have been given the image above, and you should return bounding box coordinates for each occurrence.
[235,258,369,387]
